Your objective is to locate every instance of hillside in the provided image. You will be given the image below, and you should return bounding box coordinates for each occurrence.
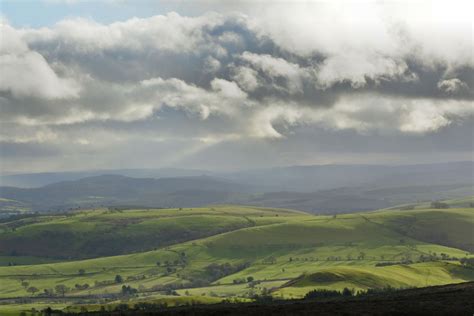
[0,206,303,260]
[0,204,473,315]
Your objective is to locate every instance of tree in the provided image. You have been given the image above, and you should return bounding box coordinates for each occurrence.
[27,286,39,296]
[247,276,254,283]
[78,269,85,276]
[115,274,123,284]
[156,261,161,266]
[342,287,353,296]
[55,284,69,297]
[21,281,29,289]
[121,285,138,296]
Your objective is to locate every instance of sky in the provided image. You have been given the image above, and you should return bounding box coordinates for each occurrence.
[0,0,473,173]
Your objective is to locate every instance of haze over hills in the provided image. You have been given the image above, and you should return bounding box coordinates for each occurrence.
[2,161,472,190]
[0,175,250,212]
[0,161,472,214]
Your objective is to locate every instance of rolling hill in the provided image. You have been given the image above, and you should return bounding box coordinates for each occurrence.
[0,202,473,314]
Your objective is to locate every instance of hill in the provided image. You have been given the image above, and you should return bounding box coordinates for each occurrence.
[1,167,473,215]
[3,162,472,192]
[0,204,472,314]
[0,206,303,260]
[0,175,251,212]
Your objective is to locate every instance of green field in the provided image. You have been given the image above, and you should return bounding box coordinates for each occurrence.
[0,203,473,314]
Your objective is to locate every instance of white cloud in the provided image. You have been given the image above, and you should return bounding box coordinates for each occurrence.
[0,127,58,144]
[247,0,473,86]
[316,54,416,89]
[239,52,309,94]
[142,77,249,119]
[0,22,80,99]
[231,66,260,92]
[22,12,226,54]
[250,95,474,138]
[322,95,474,134]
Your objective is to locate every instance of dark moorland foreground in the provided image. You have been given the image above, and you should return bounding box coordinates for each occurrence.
[48,282,474,315]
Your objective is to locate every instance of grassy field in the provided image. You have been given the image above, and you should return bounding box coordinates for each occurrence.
[0,206,305,260]
[0,203,473,314]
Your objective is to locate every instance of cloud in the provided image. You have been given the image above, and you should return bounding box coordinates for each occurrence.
[231,66,260,91]
[238,52,310,94]
[0,22,80,99]
[1,3,473,171]
[22,12,231,56]
[250,94,474,138]
[437,78,469,95]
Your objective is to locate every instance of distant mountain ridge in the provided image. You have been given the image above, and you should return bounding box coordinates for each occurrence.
[0,175,249,212]
[2,161,472,191]
[0,168,212,188]
[0,161,472,214]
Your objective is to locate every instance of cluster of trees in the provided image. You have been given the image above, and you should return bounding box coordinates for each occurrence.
[375,260,413,267]
[74,283,90,290]
[156,252,188,268]
[376,252,464,266]
[304,287,354,299]
[289,257,319,262]
[304,286,425,300]
[121,285,138,296]
[150,282,182,295]
[205,262,250,281]
[24,284,70,297]
[418,252,458,262]
[288,252,368,263]
[460,257,474,267]
[232,276,254,284]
